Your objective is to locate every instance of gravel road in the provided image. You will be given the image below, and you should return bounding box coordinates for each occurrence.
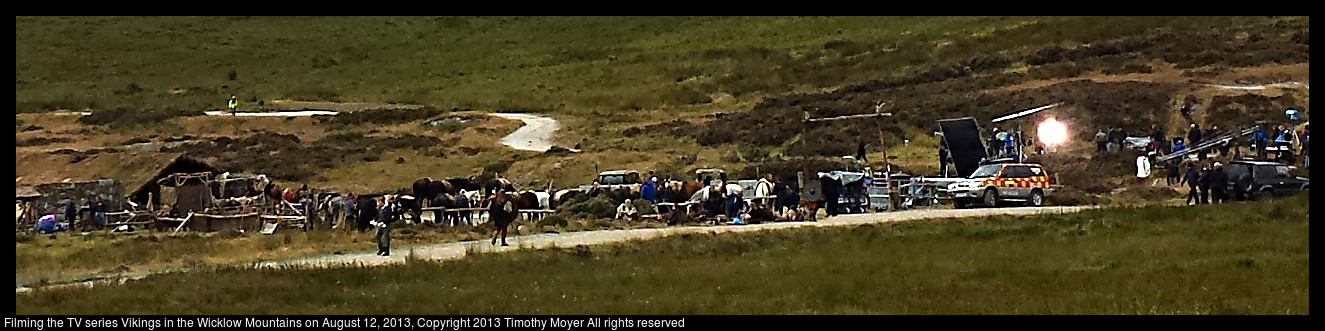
[259,205,1095,269]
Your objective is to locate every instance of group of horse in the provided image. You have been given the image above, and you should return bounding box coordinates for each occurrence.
[307,173,755,235]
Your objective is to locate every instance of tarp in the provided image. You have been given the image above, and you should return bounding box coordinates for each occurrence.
[939,117,988,178]
[818,171,867,184]
[1124,136,1152,150]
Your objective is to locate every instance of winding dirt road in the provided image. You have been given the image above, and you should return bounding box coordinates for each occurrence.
[489,113,562,152]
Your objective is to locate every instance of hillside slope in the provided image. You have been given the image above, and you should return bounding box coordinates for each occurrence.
[16,16,1286,114]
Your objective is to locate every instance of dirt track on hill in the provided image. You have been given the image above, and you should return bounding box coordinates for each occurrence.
[490,113,561,152]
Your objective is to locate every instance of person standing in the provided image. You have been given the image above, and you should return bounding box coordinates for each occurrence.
[657,179,674,205]
[857,142,869,162]
[1209,162,1229,204]
[1151,125,1167,154]
[1252,126,1270,157]
[90,196,105,228]
[1002,131,1015,157]
[1095,129,1108,154]
[1180,163,1201,205]
[938,145,952,177]
[822,177,840,217]
[1197,166,1212,204]
[1188,124,1203,147]
[641,176,658,203]
[374,196,398,256]
[1165,161,1181,186]
[228,95,239,116]
[462,190,475,226]
[1105,128,1121,152]
[1302,124,1310,168]
[341,192,356,230]
[63,197,78,228]
[587,180,602,198]
[489,190,517,246]
[754,174,775,207]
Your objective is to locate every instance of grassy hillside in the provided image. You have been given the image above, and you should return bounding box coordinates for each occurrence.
[16,195,1310,315]
[16,16,1277,114]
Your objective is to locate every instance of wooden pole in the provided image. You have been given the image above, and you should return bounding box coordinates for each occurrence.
[802,106,895,213]
[172,212,195,234]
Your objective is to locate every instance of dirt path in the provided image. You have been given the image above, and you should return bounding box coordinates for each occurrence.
[15,205,1094,294]
[261,205,1094,269]
[489,113,562,152]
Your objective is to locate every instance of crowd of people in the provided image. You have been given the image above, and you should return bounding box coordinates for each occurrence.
[587,171,807,225]
[1130,120,1309,206]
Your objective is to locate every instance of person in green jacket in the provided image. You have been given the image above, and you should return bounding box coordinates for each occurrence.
[228,95,238,116]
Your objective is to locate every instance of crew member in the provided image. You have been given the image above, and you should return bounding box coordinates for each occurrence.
[1180,163,1200,205]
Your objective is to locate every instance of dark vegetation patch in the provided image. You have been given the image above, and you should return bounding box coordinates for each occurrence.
[1026,152,1138,191]
[1181,66,1233,78]
[622,119,692,138]
[422,115,482,134]
[163,131,446,181]
[317,107,452,126]
[163,135,197,143]
[1205,94,1304,129]
[674,21,1308,156]
[120,137,151,145]
[16,137,74,147]
[690,79,1179,157]
[77,108,205,126]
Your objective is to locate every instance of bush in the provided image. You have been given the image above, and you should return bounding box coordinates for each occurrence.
[77,108,205,126]
[16,232,31,243]
[632,199,655,215]
[538,214,569,227]
[563,196,618,220]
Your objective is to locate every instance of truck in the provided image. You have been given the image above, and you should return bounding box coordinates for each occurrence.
[1224,160,1309,200]
[579,169,643,191]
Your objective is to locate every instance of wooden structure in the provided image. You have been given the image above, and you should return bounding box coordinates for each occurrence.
[800,103,897,212]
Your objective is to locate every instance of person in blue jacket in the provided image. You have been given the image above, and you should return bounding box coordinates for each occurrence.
[641,176,657,203]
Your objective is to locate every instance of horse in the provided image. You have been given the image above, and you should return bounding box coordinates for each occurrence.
[412,178,456,208]
[445,177,482,194]
[484,178,516,197]
[515,190,550,221]
[354,195,380,231]
[516,191,550,210]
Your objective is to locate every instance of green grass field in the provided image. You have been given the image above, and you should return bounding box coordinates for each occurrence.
[16,195,1309,315]
[16,16,1273,114]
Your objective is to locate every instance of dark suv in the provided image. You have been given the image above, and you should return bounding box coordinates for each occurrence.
[1224,160,1309,200]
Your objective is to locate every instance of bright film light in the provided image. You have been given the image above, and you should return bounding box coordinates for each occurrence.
[1038,117,1069,146]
